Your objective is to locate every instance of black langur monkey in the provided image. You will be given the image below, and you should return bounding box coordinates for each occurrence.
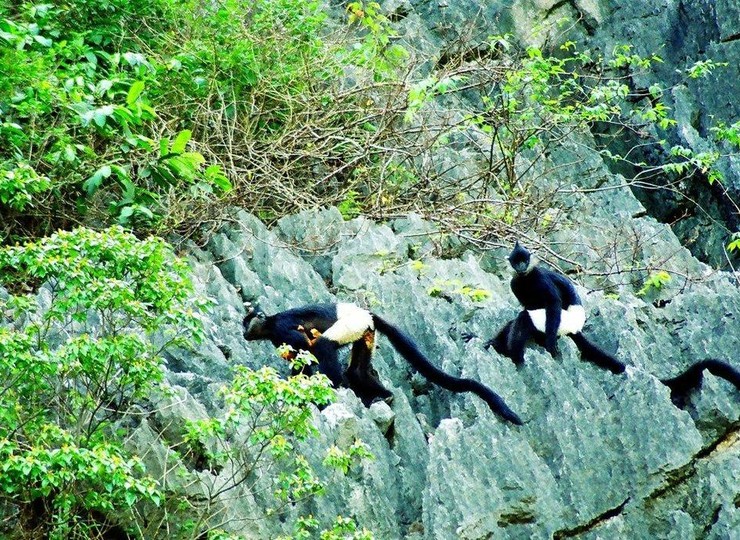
[485,241,626,374]
[486,242,740,406]
[244,302,523,425]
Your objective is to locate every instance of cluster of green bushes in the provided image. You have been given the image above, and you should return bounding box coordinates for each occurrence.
[0,0,327,237]
[4,1,733,248]
[0,0,407,240]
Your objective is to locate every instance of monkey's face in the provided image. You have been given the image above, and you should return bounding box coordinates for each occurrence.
[243,304,268,340]
[508,242,532,274]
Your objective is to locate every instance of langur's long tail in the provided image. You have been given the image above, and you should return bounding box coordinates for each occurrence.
[373,314,523,425]
[660,359,740,406]
[569,332,626,374]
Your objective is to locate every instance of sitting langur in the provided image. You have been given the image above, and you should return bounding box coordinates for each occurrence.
[244,303,523,424]
[486,241,626,373]
[486,242,740,406]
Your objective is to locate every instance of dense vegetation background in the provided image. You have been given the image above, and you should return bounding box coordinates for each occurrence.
[1,0,738,538]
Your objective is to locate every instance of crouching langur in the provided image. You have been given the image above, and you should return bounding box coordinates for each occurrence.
[486,242,740,406]
[485,241,626,374]
[244,303,523,424]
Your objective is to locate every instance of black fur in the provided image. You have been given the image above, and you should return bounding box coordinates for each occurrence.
[660,359,740,407]
[568,333,626,374]
[244,303,348,387]
[372,314,523,425]
[244,303,522,425]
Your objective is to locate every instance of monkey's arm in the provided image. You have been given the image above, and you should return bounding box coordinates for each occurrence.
[549,271,581,307]
[269,323,314,356]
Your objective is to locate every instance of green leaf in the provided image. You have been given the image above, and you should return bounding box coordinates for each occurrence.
[136,205,154,219]
[205,165,232,191]
[0,30,16,43]
[159,137,169,158]
[93,106,115,128]
[170,130,192,154]
[33,35,52,47]
[83,165,112,195]
[118,206,135,224]
[63,145,77,163]
[110,165,130,182]
[126,81,146,107]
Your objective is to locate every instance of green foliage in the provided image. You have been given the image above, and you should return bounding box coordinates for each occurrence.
[428,279,491,302]
[164,347,380,538]
[664,145,722,184]
[0,1,233,235]
[169,352,374,536]
[206,530,246,540]
[223,362,335,446]
[727,233,740,254]
[0,432,160,538]
[409,259,427,273]
[0,226,202,537]
[609,44,663,70]
[156,0,332,118]
[393,30,704,242]
[0,0,413,238]
[0,161,51,210]
[345,1,408,80]
[323,440,374,475]
[0,226,203,337]
[685,59,728,79]
[319,516,374,540]
[405,75,461,123]
[637,270,671,297]
[711,121,740,149]
[282,515,374,540]
[338,190,363,220]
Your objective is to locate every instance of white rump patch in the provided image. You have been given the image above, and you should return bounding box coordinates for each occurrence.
[528,304,585,335]
[321,303,374,345]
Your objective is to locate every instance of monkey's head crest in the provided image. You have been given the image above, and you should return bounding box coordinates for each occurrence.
[243,302,268,340]
[508,241,532,274]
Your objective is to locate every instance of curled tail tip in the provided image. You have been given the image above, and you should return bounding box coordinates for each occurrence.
[499,405,524,425]
[485,396,524,425]
[610,362,627,375]
[506,411,525,425]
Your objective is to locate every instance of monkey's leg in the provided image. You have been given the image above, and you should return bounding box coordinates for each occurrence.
[508,311,535,366]
[345,330,394,406]
[310,338,344,388]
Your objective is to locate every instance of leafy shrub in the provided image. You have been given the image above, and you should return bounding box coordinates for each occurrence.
[152,354,376,539]
[0,224,374,538]
[0,226,202,538]
[0,0,411,240]
[636,270,671,298]
[0,1,233,237]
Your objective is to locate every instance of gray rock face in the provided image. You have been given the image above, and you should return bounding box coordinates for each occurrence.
[159,203,738,539]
